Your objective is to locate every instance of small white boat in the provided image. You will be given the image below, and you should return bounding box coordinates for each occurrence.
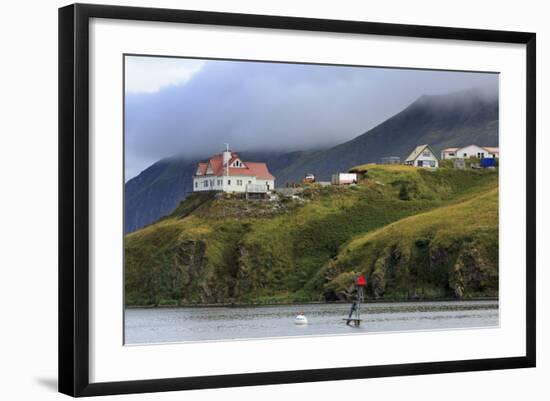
[294,314,308,325]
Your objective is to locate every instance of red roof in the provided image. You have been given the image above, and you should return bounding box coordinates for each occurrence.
[196,162,207,173]
[241,162,275,180]
[483,147,499,154]
[194,152,275,180]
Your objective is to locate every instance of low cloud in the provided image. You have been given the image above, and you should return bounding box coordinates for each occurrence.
[125,56,204,93]
[125,58,498,179]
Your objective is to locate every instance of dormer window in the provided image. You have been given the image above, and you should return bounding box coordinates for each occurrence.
[231,159,245,168]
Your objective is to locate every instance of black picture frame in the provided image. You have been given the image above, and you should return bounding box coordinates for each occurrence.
[59,3,536,397]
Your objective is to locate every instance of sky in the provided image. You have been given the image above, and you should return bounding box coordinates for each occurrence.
[125,56,498,180]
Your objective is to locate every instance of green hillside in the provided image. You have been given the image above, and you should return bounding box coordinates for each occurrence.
[125,165,498,306]
[314,187,498,301]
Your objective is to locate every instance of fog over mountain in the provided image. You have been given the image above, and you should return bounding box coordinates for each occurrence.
[125,86,499,233]
[125,56,498,180]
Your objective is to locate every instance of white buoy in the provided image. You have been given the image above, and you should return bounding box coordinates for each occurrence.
[294,313,308,325]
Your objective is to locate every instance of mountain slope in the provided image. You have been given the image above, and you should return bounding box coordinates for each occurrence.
[124,166,498,305]
[125,87,498,233]
[274,87,498,184]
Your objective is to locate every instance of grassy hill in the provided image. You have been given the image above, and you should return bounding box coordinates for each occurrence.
[125,165,498,306]
[314,187,498,301]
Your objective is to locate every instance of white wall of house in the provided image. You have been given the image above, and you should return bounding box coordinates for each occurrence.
[193,175,225,192]
[442,146,499,160]
[441,150,457,159]
[455,145,490,159]
[193,175,274,193]
[255,179,275,190]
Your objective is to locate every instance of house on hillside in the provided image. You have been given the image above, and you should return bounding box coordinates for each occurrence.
[193,145,275,195]
[441,147,459,159]
[404,144,439,168]
[441,145,499,160]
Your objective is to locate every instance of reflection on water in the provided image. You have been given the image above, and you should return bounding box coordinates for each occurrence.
[124,300,498,344]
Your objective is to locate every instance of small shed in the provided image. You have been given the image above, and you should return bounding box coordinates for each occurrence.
[381,156,401,165]
[303,173,315,183]
[331,173,358,185]
[454,158,466,169]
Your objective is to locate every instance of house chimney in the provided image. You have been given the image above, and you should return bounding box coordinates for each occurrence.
[223,143,231,167]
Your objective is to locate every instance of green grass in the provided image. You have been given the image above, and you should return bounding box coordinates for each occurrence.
[321,188,499,300]
[125,165,498,305]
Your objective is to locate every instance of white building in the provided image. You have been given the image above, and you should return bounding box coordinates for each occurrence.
[441,147,459,159]
[441,145,499,160]
[484,147,499,158]
[331,173,357,185]
[404,144,439,168]
[193,146,275,194]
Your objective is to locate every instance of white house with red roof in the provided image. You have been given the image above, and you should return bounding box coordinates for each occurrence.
[441,145,499,160]
[193,146,275,194]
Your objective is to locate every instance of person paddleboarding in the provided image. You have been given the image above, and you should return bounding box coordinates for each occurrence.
[346,300,358,326]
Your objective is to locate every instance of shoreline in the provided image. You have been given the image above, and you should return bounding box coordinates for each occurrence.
[126,297,499,309]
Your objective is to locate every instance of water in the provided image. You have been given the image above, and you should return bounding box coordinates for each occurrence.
[124,300,498,345]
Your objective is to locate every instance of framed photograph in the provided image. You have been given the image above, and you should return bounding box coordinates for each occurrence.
[59,3,536,397]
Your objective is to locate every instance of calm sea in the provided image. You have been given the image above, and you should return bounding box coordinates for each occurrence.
[124,300,498,344]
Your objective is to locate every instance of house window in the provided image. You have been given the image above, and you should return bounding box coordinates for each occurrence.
[449,153,455,156]
[195,182,198,188]
[217,179,222,186]
[248,180,252,184]
[204,180,208,187]
[422,150,431,157]
[463,153,467,157]
[237,179,243,186]
[227,179,231,185]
